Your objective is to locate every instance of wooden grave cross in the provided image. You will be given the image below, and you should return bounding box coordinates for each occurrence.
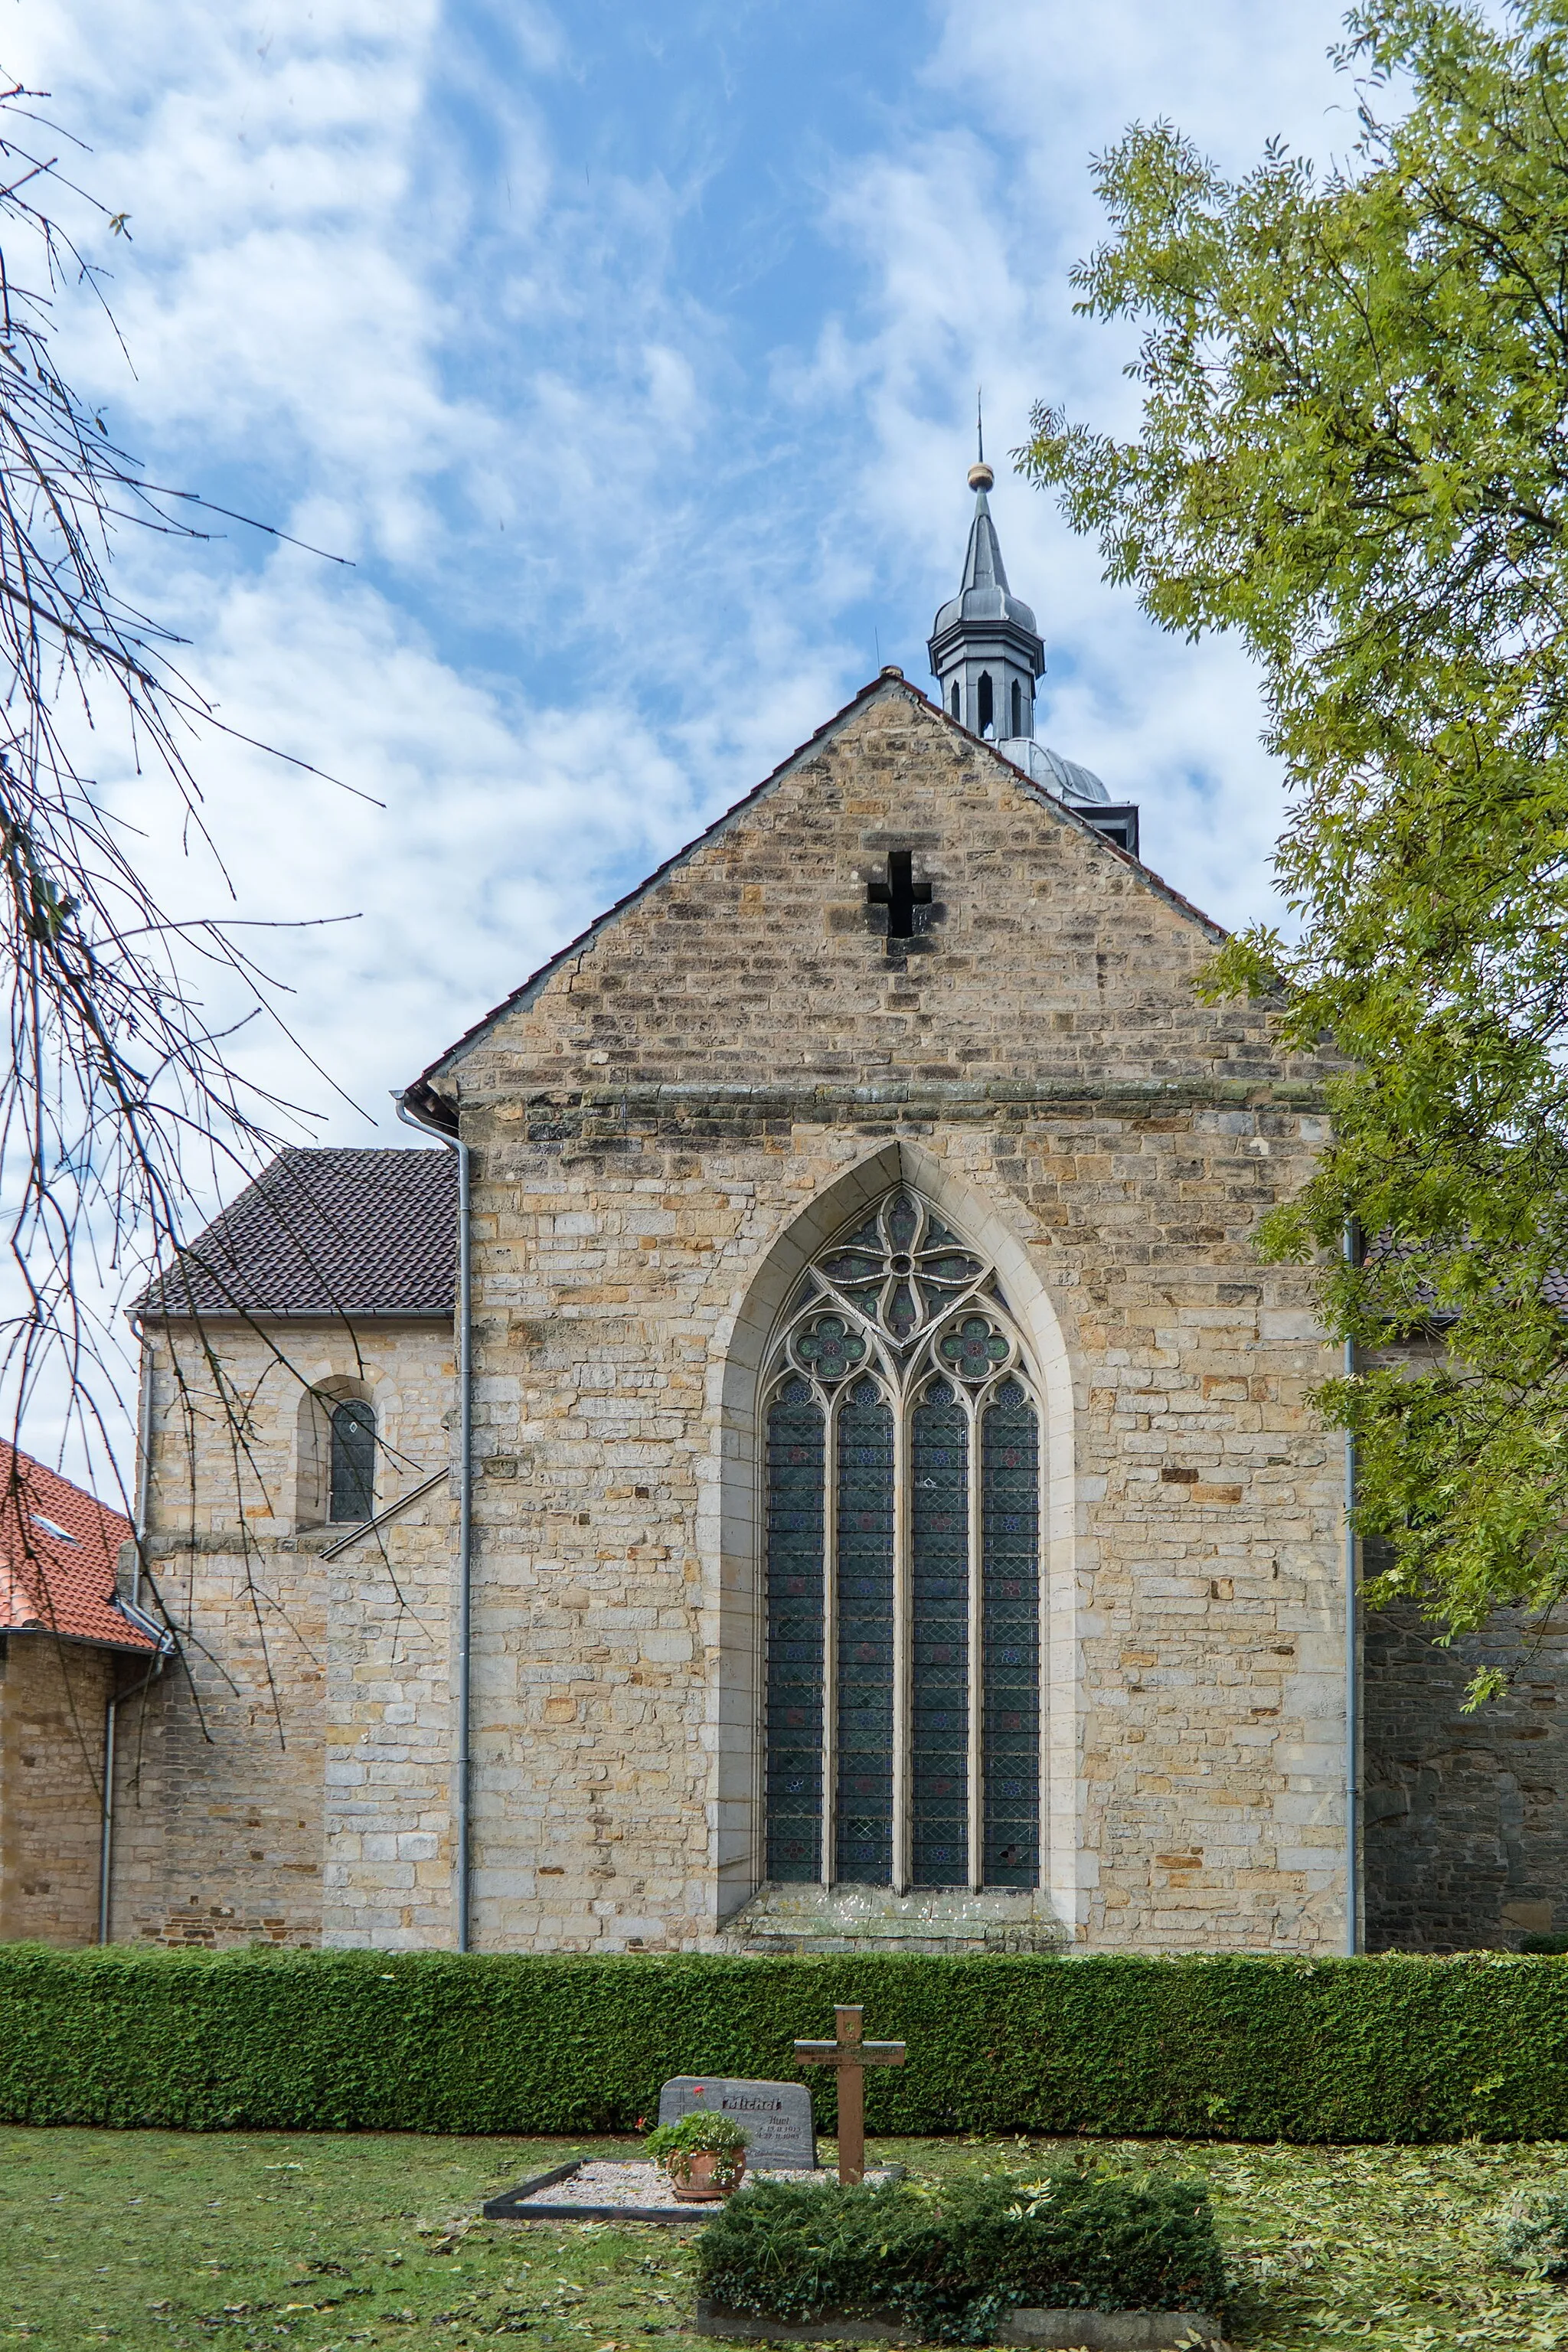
[794,2004,906,2187]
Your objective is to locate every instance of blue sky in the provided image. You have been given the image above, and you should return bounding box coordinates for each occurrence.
[13,0,1363,1469]
[17,0,1361,1142]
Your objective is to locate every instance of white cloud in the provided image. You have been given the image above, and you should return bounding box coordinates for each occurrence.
[799,0,1357,931]
[4,0,1365,1479]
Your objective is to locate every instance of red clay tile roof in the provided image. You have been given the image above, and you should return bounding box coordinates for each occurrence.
[0,1442,151,1651]
[137,1147,457,1319]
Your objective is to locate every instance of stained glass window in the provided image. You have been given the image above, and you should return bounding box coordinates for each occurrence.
[982,1380,1040,1886]
[765,1380,825,1882]
[329,1399,376,1523]
[761,1187,1042,1896]
[911,1379,969,1886]
[835,1378,895,1883]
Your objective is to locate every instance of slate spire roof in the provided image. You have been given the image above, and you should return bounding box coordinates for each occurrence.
[929,476,1040,642]
[0,1442,152,1651]
[137,1147,458,1320]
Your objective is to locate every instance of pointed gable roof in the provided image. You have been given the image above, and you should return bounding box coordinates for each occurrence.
[405,671,1226,1109]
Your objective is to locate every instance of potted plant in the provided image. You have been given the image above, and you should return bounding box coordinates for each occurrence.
[645,2109,750,2202]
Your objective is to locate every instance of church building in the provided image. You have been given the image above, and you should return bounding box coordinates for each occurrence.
[74,467,1568,1958]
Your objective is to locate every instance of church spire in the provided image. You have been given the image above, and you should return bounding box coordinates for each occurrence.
[927,448,1044,746]
[923,426,1132,846]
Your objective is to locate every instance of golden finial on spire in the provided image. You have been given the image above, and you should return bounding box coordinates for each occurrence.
[968,385,994,492]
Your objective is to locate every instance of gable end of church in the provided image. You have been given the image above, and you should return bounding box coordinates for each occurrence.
[413,675,1230,1118]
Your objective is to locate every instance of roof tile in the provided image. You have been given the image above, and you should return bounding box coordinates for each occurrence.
[138,1147,457,1319]
[0,1442,149,1650]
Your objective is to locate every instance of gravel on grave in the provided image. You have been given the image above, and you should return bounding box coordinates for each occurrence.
[514,2161,893,2213]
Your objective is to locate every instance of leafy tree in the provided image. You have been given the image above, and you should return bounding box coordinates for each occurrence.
[1024,0,1568,1693]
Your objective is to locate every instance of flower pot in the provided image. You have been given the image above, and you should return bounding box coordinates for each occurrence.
[668,2151,747,2203]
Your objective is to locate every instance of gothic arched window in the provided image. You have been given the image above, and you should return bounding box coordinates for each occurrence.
[949,681,961,720]
[977,671,994,737]
[763,1187,1040,1893]
[328,1398,376,1523]
[1010,678,1023,735]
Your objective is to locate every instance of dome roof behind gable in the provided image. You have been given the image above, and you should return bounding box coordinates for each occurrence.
[999,737,1112,806]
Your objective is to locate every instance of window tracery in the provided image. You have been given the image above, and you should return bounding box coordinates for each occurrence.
[762,1187,1041,1893]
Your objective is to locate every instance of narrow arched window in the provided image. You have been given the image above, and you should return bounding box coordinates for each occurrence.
[762,1187,1041,1892]
[1010,678,1022,736]
[977,671,994,737]
[949,681,960,720]
[328,1398,376,1522]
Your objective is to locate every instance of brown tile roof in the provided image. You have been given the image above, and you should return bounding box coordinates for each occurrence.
[138,1147,457,1320]
[0,1443,152,1651]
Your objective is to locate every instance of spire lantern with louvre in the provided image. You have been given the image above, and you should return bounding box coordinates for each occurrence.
[927,462,1045,750]
[927,450,1139,852]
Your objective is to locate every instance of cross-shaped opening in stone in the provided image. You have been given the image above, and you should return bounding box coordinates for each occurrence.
[866,851,933,941]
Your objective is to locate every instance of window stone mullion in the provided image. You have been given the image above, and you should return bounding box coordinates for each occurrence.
[966,1382,985,1894]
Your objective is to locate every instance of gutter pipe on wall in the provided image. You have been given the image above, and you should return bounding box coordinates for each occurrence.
[397,1090,473,1954]
[1343,1220,1361,1958]
[97,1650,166,1945]
[97,1685,117,1945]
[132,1337,152,1607]
[99,1338,165,1945]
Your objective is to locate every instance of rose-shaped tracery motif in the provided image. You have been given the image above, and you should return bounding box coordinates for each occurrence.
[939,1314,1013,1383]
[816,1188,985,1346]
[791,1312,867,1383]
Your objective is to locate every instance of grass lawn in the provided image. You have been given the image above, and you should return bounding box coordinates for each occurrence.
[5,2128,1568,2351]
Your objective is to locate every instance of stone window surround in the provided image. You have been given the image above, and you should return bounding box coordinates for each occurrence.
[712,1138,1080,1939]
[761,1185,1043,1895]
[293,1364,400,1533]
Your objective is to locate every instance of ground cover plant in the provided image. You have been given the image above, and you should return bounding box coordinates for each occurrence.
[695,2167,1223,2336]
[1500,2184,1568,2278]
[7,2128,1568,2350]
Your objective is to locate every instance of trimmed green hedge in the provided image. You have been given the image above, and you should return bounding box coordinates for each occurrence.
[2,1945,1568,2141]
[696,2171,1225,2334]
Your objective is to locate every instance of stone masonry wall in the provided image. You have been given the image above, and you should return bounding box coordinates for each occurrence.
[322,1488,456,1951]
[0,1635,116,1945]
[1364,1603,1568,1950]
[111,683,1356,1957]
[432,681,1350,1955]
[116,1316,455,1949]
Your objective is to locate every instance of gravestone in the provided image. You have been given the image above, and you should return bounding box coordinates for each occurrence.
[657,2076,818,2170]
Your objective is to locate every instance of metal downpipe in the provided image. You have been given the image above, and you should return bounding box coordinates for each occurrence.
[97,1652,163,1946]
[99,1335,159,1945]
[397,1095,472,1954]
[1343,1220,1360,1958]
[96,1684,117,1948]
